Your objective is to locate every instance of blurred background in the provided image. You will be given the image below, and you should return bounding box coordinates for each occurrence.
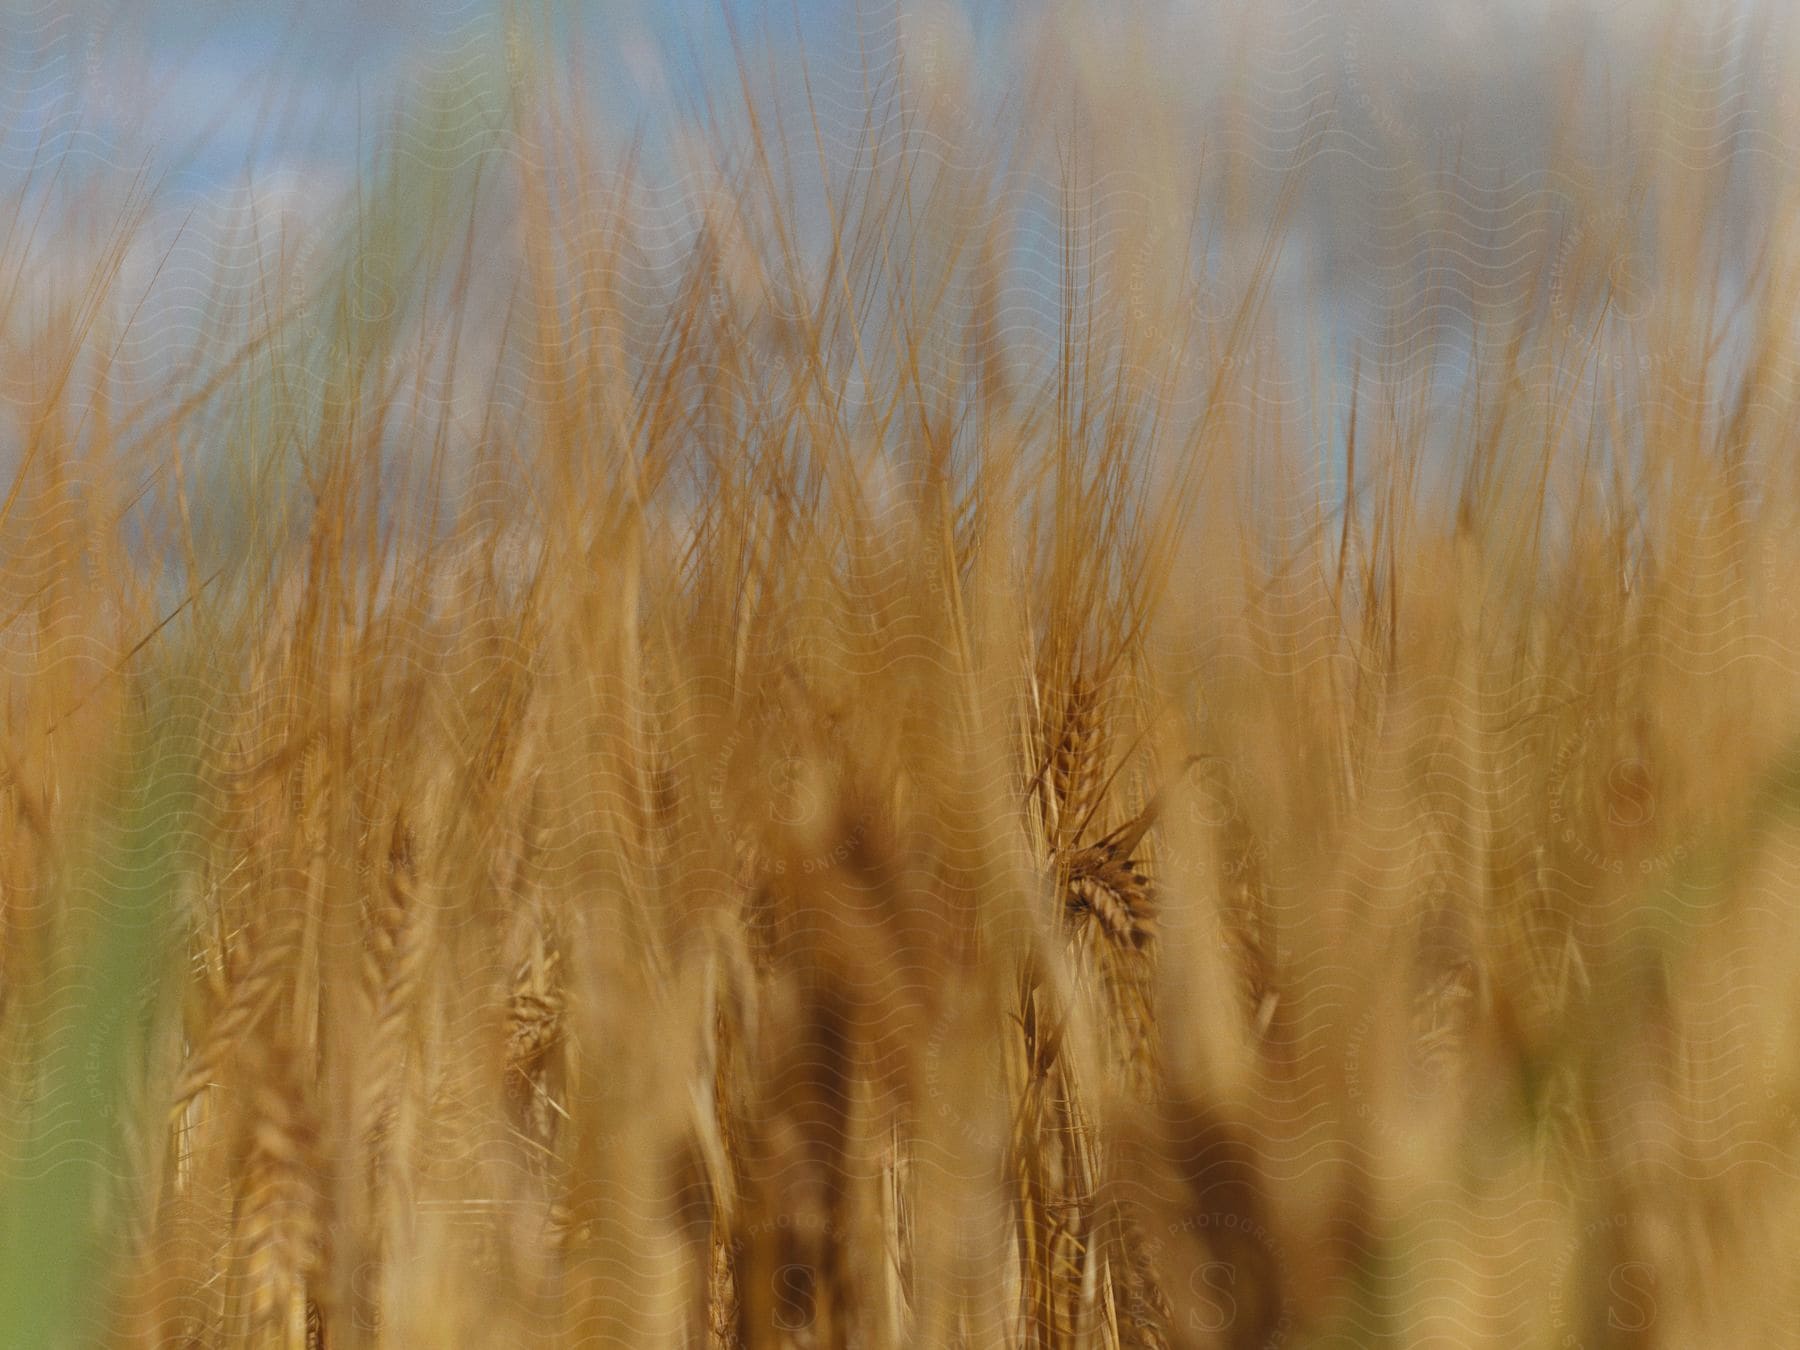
[7,0,1797,390]
[4,0,1797,576]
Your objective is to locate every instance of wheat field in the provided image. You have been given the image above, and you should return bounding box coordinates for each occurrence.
[6,3,1800,1346]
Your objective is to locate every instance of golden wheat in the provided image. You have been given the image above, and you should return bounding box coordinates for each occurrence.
[5,7,1800,1348]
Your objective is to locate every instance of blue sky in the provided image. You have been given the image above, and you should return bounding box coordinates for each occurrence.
[2,0,1792,499]
[6,1,962,192]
